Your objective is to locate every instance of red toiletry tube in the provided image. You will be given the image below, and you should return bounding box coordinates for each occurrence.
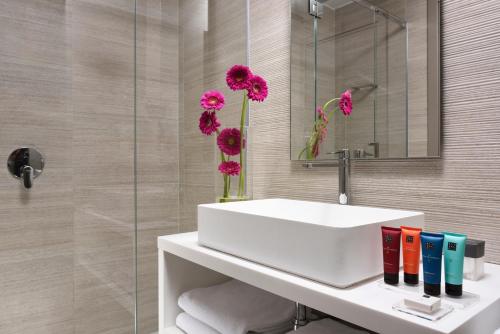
[381,226,402,285]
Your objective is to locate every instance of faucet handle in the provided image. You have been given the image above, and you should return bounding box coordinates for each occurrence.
[21,165,34,189]
[7,147,44,190]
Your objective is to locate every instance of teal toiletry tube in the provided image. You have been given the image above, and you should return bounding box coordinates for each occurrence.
[443,232,467,296]
[421,232,444,296]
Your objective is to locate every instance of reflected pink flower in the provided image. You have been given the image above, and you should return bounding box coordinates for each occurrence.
[199,111,220,136]
[247,75,268,102]
[200,90,225,111]
[317,106,328,123]
[312,141,320,158]
[318,126,328,141]
[218,161,241,176]
[217,128,241,156]
[339,90,353,116]
[226,65,252,90]
[311,123,328,158]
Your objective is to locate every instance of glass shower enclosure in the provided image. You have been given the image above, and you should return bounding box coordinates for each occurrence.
[0,1,248,333]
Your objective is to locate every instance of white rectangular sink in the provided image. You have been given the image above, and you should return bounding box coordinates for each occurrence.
[198,199,424,288]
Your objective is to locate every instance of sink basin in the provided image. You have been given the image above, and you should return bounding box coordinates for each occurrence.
[198,198,424,288]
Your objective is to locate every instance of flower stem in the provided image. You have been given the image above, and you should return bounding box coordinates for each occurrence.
[322,97,339,113]
[216,129,229,198]
[300,97,340,160]
[344,116,348,148]
[222,156,229,198]
[237,93,248,198]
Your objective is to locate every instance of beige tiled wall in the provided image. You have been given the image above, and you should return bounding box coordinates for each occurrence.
[179,0,248,232]
[7,1,499,333]
[136,0,248,332]
[250,0,500,264]
[0,0,246,333]
[72,1,136,332]
[0,1,75,332]
[179,0,217,233]
[136,0,180,332]
[0,0,137,333]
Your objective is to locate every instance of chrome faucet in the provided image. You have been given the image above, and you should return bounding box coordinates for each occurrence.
[336,149,350,205]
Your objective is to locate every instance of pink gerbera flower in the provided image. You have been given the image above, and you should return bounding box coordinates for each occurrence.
[218,161,241,176]
[226,65,252,90]
[339,89,353,116]
[217,128,241,156]
[199,111,220,136]
[200,90,225,111]
[247,75,268,102]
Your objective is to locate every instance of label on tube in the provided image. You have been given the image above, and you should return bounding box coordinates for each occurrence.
[381,226,401,285]
[401,226,422,285]
[421,232,444,296]
[444,232,467,296]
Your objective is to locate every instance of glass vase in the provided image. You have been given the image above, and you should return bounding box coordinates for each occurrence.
[216,126,251,203]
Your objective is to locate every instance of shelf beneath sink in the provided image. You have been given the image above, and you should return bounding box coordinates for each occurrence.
[158,232,500,334]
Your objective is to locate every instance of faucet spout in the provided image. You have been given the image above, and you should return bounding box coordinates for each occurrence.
[336,149,350,205]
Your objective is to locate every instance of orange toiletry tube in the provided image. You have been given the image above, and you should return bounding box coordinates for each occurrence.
[401,226,422,285]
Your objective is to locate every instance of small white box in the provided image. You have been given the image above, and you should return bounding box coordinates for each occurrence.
[404,294,441,314]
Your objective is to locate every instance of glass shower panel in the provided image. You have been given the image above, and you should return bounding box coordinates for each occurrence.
[135,0,181,333]
[135,0,248,333]
[72,1,136,332]
[290,0,316,160]
[374,7,408,158]
[314,2,377,158]
[314,3,337,158]
[0,1,136,334]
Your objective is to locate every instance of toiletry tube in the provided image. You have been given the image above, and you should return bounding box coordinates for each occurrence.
[421,232,444,296]
[381,226,401,285]
[444,232,467,296]
[401,226,422,285]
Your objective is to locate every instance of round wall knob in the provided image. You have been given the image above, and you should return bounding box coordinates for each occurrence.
[7,147,44,189]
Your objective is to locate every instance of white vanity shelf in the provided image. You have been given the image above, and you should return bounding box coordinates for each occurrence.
[158,232,500,334]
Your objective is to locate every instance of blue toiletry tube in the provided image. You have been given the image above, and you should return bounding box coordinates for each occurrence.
[443,232,467,296]
[421,232,444,296]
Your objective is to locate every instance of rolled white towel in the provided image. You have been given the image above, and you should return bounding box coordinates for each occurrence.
[176,312,220,334]
[176,312,292,334]
[258,321,295,334]
[287,318,368,334]
[178,279,295,334]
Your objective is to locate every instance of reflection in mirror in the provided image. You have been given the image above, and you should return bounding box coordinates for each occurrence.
[291,0,440,161]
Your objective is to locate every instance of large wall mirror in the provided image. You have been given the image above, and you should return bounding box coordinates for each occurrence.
[291,0,440,161]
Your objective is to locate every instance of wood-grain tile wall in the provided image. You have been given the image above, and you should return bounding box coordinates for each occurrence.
[0,1,138,333]
[136,0,180,333]
[0,1,74,332]
[249,0,500,264]
[179,0,247,232]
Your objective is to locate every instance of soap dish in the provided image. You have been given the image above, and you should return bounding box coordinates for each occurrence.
[393,300,453,321]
